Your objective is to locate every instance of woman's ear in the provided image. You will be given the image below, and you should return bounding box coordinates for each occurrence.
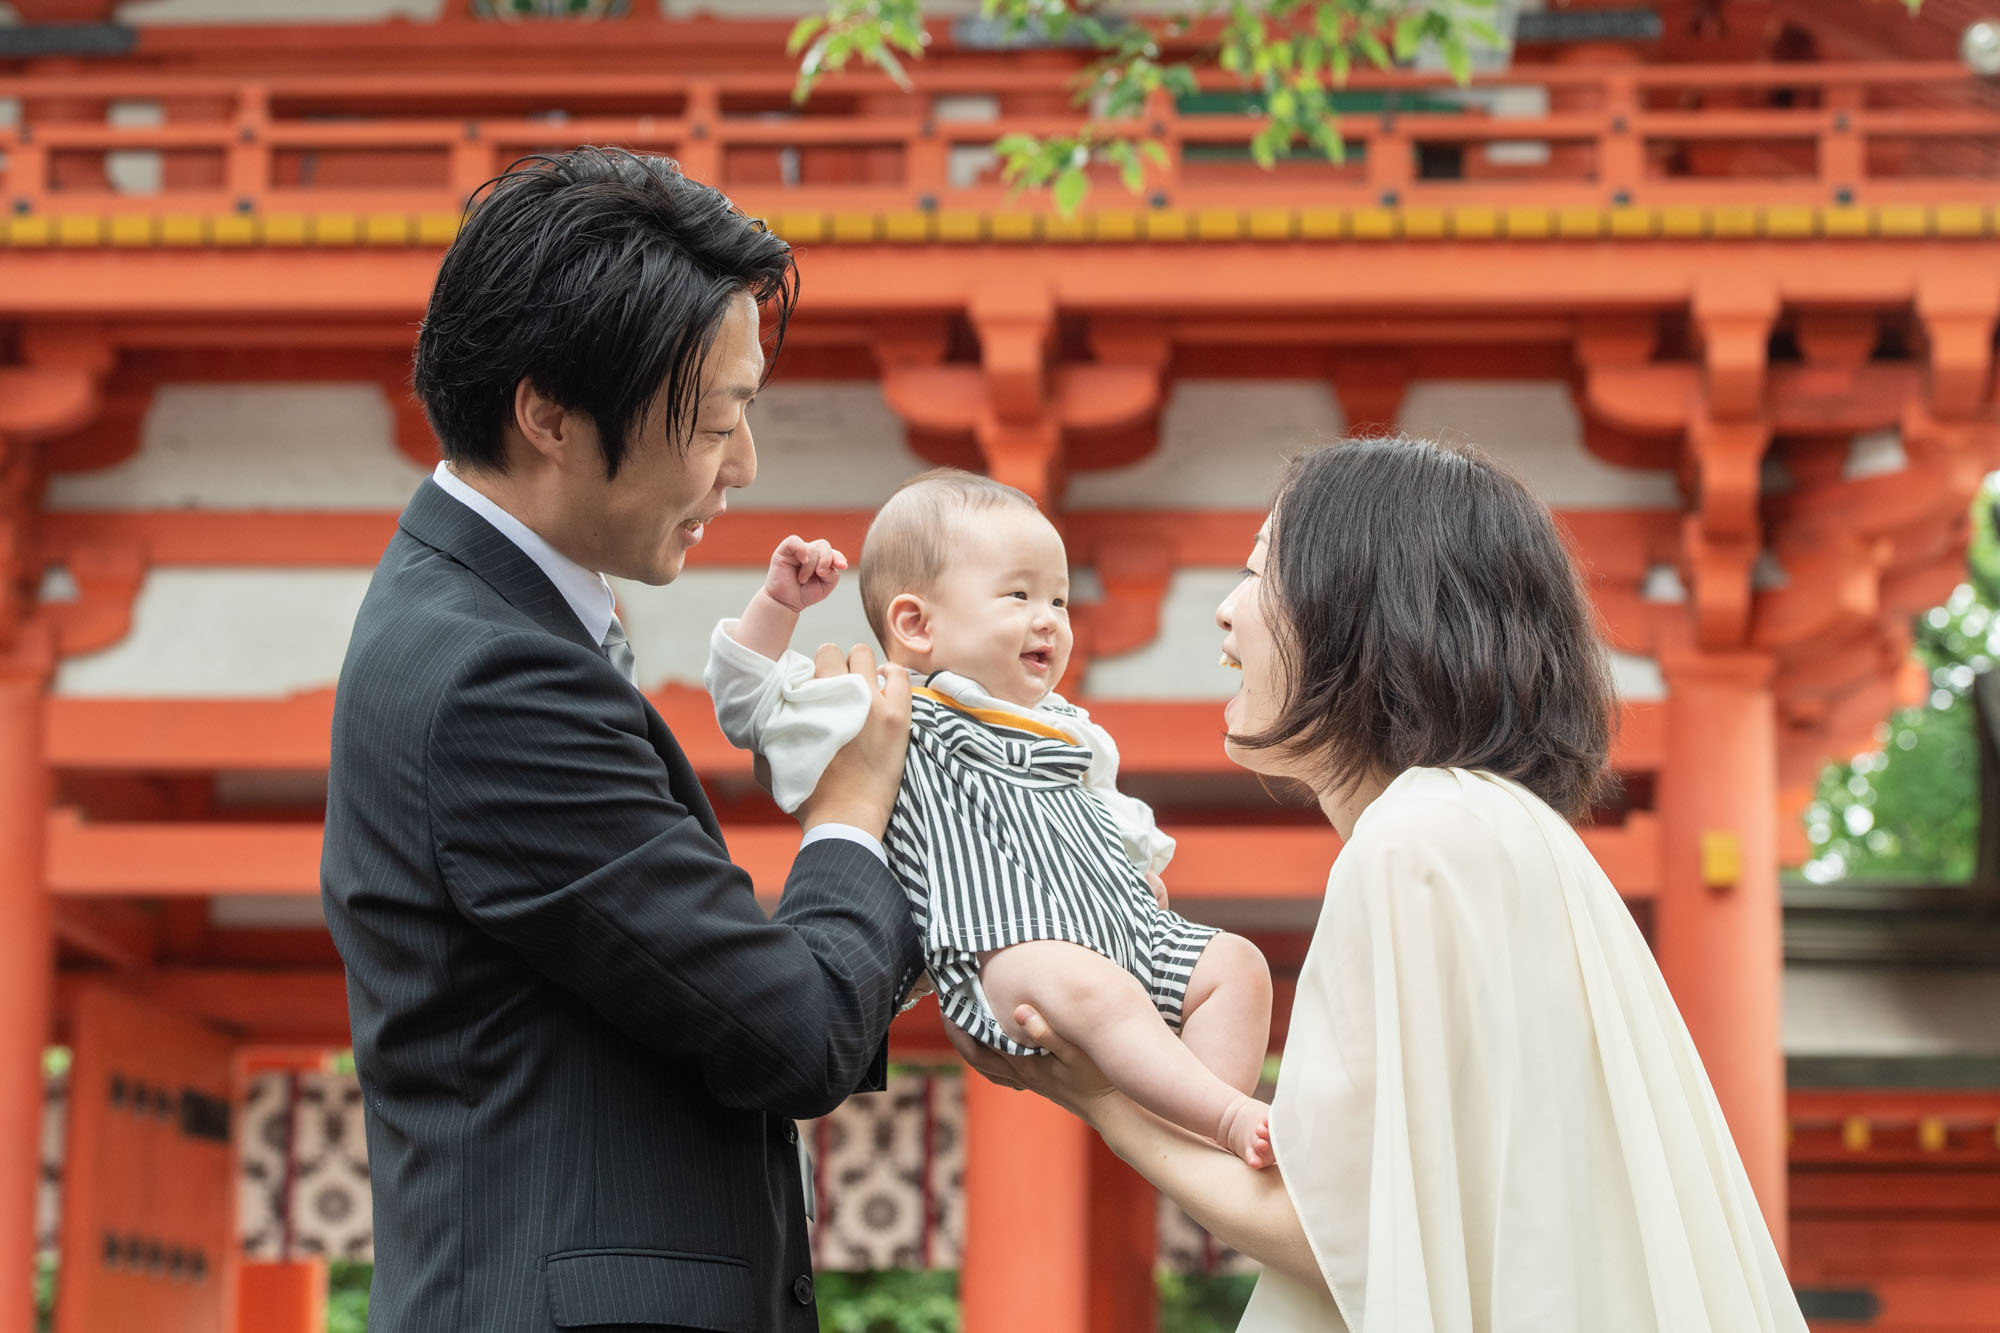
[886,593,932,657]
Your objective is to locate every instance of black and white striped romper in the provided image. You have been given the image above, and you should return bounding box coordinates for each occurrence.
[884,684,1221,1056]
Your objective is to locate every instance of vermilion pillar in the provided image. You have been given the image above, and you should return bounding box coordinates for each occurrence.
[960,1079,1089,1333]
[0,631,52,1333]
[1657,650,1787,1249]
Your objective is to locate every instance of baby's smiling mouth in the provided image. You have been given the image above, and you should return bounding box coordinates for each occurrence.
[1022,648,1053,671]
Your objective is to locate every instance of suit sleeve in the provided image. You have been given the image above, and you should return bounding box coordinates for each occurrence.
[426,630,923,1120]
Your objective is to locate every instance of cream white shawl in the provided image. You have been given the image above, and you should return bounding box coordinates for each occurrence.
[1238,768,1807,1333]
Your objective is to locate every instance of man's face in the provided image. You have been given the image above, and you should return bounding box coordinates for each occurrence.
[565,291,763,585]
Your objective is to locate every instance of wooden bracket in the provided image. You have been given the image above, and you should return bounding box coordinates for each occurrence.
[877,297,1168,505]
[1693,279,1778,419]
[1328,352,1410,434]
[1065,537,1175,692]
[1916,272,2000,421]
[35,540,147,658]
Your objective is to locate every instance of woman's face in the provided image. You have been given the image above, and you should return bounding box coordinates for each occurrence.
[1215,521,1294,779]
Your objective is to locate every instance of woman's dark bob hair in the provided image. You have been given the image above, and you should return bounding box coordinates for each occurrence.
[413,146,797,478]
[1232,436,1617,822]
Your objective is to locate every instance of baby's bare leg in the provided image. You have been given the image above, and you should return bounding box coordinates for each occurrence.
[980,939,1272,1168]
[1176,932,1273,1095]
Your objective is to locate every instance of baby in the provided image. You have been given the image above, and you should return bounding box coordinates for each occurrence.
[706,468,1274,1166]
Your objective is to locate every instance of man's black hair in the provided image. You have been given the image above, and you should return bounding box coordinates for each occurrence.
[413,146,797,477]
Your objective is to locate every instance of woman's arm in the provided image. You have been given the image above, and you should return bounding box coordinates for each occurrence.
[956,1007,1330,1297]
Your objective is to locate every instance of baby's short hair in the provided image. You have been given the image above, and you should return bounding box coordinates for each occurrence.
[859,467,1040,645]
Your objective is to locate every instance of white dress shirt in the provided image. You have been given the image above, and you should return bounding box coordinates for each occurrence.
[428,462,884,864]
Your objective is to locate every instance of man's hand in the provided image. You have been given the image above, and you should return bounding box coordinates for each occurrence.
[762,535,846,614]
[1147,871,1169,912]
[796,643,911,840]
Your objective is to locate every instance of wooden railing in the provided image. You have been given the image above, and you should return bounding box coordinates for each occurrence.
[1,58,1996,223]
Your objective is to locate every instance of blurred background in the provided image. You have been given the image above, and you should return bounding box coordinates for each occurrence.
[0,0,1997,1329]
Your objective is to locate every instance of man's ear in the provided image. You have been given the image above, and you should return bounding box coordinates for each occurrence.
[886,593,932,657]
[512,377,579,469]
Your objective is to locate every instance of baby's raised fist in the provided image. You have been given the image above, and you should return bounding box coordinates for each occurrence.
[763,535,848,613]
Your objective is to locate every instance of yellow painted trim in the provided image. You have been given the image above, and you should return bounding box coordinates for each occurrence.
[1607,207,1654,239]
[830,211,879,243]
[1246,208,1293,241]
[1042,213,1089,243]
[1502,205,1551,239]
[211,215,258,246]
[1194,208,1244,240]
[987,211,1037,242]
[264,213,312,246]
[108,215,155,247]
[1349,207,1398,240]
[912,687,1076,743]
[934,210,984,242]
[1877,203,1929,238]
[414,212,461,246]
[1936,203,1988,237]
[312,213,360,246]
[1449,205,1498,239]
[5,204,1999,251]
[1297,207,1346,240]
[56,215,105,247]
[158,214,206,247]
[1763,205,1816,239]
[881,211,931,244]
[1400,206,1447,240]
[1657,205,1707,238]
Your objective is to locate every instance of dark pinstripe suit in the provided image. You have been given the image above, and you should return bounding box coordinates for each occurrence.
[322,479,922,1332]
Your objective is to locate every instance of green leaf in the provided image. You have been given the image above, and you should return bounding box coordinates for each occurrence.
[785,14,825,55]
[1442,31,1471,83]
[1140,139,1170,167]
[1463,17,1505,47]
[1054,165,1089,215]
[1331,42,1351,85]
[1120,153,1145,192]
[1356,27,1391,68]
[1393,13,1424,60]
[1269,87,1297,120]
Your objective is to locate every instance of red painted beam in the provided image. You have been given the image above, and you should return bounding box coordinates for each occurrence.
[44,810,1661,901]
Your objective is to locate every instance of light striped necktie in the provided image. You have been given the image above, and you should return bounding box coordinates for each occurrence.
[601,617,638,685]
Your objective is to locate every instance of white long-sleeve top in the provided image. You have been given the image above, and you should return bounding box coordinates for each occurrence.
[703,620,1175,875]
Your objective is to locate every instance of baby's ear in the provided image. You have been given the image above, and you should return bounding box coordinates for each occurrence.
[885,593,931,655]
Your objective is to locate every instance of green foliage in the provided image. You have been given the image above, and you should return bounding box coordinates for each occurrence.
[793,0,1500,211]
[816,1270,959,1332]
[35,1256,53,1333]
[328,1261,372,1333]
[1802,476,2000,884]
[1159,1272,1259,1333]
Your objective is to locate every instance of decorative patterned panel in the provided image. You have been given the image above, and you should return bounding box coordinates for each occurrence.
[217,1066,1232,1272]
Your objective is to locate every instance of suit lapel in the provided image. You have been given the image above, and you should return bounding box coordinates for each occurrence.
[397,478,603,657]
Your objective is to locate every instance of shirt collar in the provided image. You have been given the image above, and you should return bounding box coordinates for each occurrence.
[430,461,618,645]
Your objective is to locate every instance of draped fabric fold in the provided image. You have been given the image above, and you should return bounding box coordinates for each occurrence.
[1239,768,1806,1333]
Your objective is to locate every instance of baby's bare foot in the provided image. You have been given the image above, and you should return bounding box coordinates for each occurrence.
[1217,1095,1275,1169]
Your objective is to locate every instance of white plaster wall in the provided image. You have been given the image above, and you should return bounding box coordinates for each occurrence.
[1784,966,2000,1056]
[1067,381,1342,510]
[611,568,878,691]
[45,385,428,512]
[53,569,372,697]
[1608,651,1664,704]
[1082,569,1241,701]
[732,383,927,509]
[1396,381,1681,511]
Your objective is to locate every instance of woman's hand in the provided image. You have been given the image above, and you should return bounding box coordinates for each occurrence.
[948,1005,1117,1124]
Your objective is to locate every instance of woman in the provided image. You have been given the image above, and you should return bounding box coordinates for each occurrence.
[973,437,1808,1332]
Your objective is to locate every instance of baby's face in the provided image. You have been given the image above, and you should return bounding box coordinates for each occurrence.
[923,506,1073,707]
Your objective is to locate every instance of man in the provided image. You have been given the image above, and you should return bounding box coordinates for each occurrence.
[321,147,922,1332]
